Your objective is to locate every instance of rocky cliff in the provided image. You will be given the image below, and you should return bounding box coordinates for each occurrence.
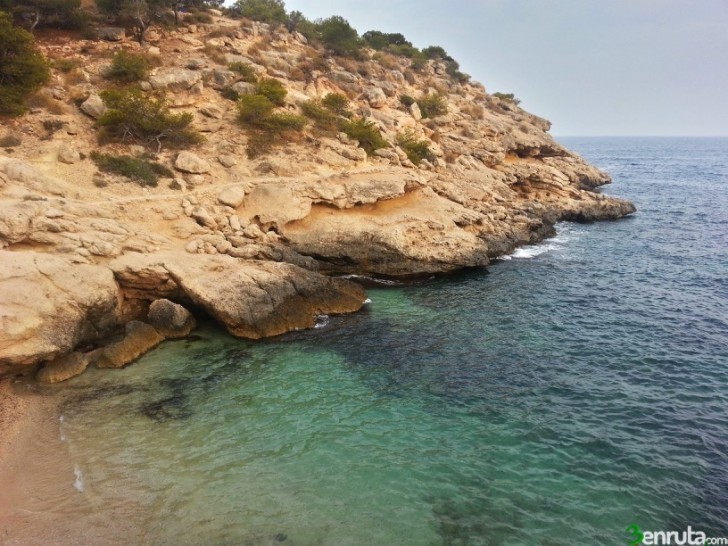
[0,13,634,380]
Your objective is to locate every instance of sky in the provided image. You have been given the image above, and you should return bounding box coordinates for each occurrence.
[231,0,728,136]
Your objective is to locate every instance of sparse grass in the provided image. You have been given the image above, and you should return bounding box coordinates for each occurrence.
[341,118,388,156]
[301,100,339,131]
[26,92,66,114]
[52,58,82,73]
[204,44,227,65]
[42,119,65,138]
[90,151,173,188]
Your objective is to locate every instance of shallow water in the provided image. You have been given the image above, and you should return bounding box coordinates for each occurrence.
[40,138,728,544]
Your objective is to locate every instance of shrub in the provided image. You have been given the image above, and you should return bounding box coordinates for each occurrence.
[396,130,433,165]
[0,134,22,147]
[417,93,447,118]
[321,92,349,116]
[259,112,307,132]
[90,151,173,187]
[229,0,286,25]
[446,60,470,83]
[97,88,202,151]
[52,58,81,73]
[362,31,410,51]
[237,93,274,123]
[220,86,240,101]
[228,61,257,83]
[341,118,387,156]
[255,78,286,105]
[493,92,521,105]
[42,118,65,137]
[0,12,50,116]
[316,16,361,57]
[422,45,450,60]
[301,100,339,131]
[399,95,415,107]
[106,51,155,83]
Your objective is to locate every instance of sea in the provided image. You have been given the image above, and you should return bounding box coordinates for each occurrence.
[27,138,728,545]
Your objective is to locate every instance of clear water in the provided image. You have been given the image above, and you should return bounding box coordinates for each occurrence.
[55,138,728,545]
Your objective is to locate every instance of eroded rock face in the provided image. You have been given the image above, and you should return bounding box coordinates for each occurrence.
[0,252,122,376]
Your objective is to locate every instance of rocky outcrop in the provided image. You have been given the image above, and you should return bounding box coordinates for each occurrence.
[0,251,122,375]
[0,12,636,380]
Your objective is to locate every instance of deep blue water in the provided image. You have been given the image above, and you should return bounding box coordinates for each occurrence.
[54,138,728,545]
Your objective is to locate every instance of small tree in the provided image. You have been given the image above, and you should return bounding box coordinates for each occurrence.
[0,0,81,32]
[316,16,361,57]
[229,0,287,25]
[0,11,50,116]
[97,0,166,45]
[97,87,202,151]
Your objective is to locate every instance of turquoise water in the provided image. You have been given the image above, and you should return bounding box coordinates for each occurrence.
[56,138,728,545]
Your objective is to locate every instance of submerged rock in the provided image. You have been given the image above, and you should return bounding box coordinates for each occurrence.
[96,321,164,369]
[36,352,90,383]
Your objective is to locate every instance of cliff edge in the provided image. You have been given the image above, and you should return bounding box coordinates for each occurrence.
[0,11,635,379]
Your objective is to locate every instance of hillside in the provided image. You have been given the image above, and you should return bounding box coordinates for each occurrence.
[0,9,635,380]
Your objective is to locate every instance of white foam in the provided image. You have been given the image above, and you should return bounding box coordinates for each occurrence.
[363,298,372,304]
[73,466,84,492]
[314,315,330,329]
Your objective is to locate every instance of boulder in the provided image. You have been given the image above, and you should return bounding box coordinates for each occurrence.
[58,143,81,164]
[217,186,245,208]
[96,321,164,369]
[36,352,90,383]
[218,155,238,168]
[231,81,256,95]
[97,27,126,41]
[147,299,196,339]
[80,94,107,119]
[364,87,387,109]
[175,151,211,174]
[149,69,201,91]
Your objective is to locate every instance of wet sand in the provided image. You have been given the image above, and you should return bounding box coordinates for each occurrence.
[0,379,145,545]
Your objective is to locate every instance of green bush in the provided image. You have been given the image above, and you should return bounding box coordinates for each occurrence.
[362,30,410,51]
[492,92,521,105]
[341,118,388,156]
[0,12,50,116]
[237,93,274,123]
[396,130,432,165]
[417,93,447,119]
[97,88,202,150]
[90,151,174,187]
[422,45,450,60]
[321,92,349,116]
[106,51,154,83]
[255,77,287,105]
[445,60,470,83]
[220,86,240,101]
[301,100,339,131]
[260,112,307,132]
[0,134,22,147]
[399,95,415,107]
[228,61,257,83]
[229,0,286,25]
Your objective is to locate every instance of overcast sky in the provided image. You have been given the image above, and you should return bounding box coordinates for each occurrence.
[254,0,728,136]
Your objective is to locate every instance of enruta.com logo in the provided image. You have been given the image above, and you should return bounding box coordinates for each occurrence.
[626,524,728,545]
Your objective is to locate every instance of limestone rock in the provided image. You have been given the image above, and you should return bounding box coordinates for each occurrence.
[218,155,238,168]
[147,299,196,339]
[36,352,90,383]
[175,152,211,174]
[80,94,107,119]
[96,321,164,369]
[58,143,81,164]
[191,206,217,229]
[217,186,245,208]
[0,251,122,376]
[163,256,366,339]
[231,81,255,95]
[364,87,387,108]
[149,69,201,91]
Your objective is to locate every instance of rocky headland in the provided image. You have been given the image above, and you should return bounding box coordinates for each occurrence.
[0,11,635,383]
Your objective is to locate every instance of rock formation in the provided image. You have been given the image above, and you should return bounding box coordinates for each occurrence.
[0,11,634,380]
